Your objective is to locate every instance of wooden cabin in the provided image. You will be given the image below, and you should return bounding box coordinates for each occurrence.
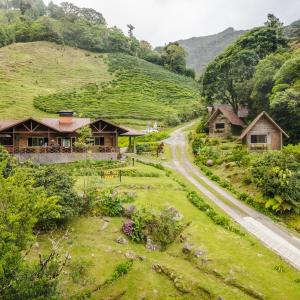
[239,111,289,151]
[206,105,246,137]
[0,111,143,163]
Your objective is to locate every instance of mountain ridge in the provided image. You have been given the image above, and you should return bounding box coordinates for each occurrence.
[177,27,245,74]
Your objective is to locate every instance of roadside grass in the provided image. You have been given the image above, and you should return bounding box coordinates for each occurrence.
[29,161,300,299]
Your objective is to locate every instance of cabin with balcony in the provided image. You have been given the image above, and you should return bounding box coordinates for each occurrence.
[0,111,143,163]
[206,105,246,137]
[239,111,289,151]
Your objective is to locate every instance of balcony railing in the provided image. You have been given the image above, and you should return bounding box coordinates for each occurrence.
[4,146,120,154]
[249,143,269,151]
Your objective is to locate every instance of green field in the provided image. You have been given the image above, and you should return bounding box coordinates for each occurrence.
[0,42,202,127]
[30,161,300,299]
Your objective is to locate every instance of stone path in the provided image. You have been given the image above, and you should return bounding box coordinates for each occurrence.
[164,124,300,270]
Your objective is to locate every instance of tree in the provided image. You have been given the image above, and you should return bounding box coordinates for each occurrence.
[251,51,290,115]
[138,40,152,58]
[127,24,135,38]
[201,26,287,112]
[270,88,300,144]
[162,42,187,74]
[265,13,284,30]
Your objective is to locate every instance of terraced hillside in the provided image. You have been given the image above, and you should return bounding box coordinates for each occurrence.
[0,42,202,127]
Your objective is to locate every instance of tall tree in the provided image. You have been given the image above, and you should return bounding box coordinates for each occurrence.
[127,24,135,38]
[162,42,187,74]
[201,25,287,112]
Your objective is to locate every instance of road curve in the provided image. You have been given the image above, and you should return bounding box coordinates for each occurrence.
[165,124,300,270]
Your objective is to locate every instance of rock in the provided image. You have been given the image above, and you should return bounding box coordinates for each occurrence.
[206,159,214,167]
[138,255,146,261]
[166,207,183,221]
[115,236,128,245]
[125,251,136,260]
[146,237,161,251]
[182,243,194,255]
[194,249,204,258]
[101,221,109,231]
[124,205,136,218]
[179,234,187,243]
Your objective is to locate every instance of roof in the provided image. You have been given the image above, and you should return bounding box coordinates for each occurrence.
[0,117,60,132]
[239,111,289,139]
[120,127,145,137]
[206,106,245,127]
[42,118,91,133]
[0,120,20,131]
[0,116,143,136]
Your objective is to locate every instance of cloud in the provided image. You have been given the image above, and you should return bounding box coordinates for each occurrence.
[47,0,300,46]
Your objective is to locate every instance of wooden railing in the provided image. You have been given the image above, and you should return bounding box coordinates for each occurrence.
[249,143,269,151]
[4,146,120,154]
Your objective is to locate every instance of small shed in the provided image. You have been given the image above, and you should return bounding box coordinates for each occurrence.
[206,106,246,137]
[239,111,289,151]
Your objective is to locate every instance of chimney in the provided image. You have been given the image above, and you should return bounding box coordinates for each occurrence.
[58,111,74,124]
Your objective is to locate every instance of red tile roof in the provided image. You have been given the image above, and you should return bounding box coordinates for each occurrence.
[207,106,245,127]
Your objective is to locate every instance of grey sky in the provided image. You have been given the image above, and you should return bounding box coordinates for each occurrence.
[48,0,300,46]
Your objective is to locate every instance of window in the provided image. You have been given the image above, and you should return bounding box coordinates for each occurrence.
[57,137,71,148]
[95,137,105,146]
[28,137,49,147]
[251,135,267,144]
[215,123,225,130]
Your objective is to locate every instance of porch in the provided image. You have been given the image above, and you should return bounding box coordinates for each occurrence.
[4,145,120,154]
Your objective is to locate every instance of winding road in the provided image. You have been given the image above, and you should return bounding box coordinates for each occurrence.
[164,124,300,270]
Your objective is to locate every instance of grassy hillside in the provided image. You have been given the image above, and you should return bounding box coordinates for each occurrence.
[0,42,112,119]
[178,27,245,74]
[0,42,201,127]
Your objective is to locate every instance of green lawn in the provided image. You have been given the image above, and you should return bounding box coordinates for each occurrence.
[30,162,300,299]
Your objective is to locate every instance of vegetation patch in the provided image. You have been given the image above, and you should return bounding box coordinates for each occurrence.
[34,53,202,126]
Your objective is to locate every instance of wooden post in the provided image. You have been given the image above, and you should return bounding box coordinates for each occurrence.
[133,137,136,154]
[128,136,132,153]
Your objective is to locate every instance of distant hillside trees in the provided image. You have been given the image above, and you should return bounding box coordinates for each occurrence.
[0,1,196,79]
[201,23,288,113]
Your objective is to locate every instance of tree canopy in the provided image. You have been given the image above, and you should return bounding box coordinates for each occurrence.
[201,25,288,112]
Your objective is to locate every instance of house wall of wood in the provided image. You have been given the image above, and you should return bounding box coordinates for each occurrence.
[209,113,232,137]
[244,115,282,150]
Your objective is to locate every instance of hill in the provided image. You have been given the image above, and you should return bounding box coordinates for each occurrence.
[178,27,245,74]
[0,42,201,127]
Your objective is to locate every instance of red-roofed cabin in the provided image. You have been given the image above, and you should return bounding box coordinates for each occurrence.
[206,105,246,137]
[0,111,143,163]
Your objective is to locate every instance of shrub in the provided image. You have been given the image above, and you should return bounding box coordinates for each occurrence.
[227,146,250,166]
[123,207,185,250]
[136,142,160,154]
[283,144,300,163]
[94,188,124,217]
[251,152,300,213]
[70,259,93,284]
[31,165,81,228]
